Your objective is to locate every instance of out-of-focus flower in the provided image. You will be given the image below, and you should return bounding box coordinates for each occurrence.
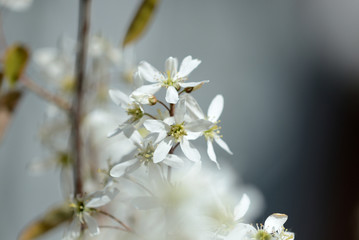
[132,56,209,104]
[0,0,32,11]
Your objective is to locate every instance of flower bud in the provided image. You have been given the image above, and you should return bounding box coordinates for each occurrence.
[185,87,194,93]
[148,95,157,105]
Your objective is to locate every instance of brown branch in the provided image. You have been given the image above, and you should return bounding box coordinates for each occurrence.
[71,0,92,196]
[157,100,170,112]
[20,76,71,111]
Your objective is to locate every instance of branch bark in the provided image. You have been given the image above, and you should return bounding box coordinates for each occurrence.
[71,0,92,196]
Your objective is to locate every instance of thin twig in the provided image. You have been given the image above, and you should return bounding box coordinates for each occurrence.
[124,175,154,196]
[98,210,133,232]
[157,100,170,112]
[99,225,127,232]
[20,76,71,111]
[144,112,157,119]
[72,0,92,196]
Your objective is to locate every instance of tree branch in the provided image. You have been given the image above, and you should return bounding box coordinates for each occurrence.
[71,0,92,196]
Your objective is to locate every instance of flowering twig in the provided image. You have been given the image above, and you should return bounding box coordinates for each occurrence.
[71,0,92,196]
[20,76,71,111]
[97,210,132,232]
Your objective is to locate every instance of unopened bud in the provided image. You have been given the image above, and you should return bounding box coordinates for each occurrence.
[193,82,204,91]
[185,87,194,93]
[148,96,157,105]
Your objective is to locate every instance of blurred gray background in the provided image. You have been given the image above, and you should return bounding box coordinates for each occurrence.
[2,0,359,239]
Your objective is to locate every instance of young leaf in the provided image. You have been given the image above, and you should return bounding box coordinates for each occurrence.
[122,0,160,47]
[18,204,73,240]
[4,45,29,86]
[0,90,22,142]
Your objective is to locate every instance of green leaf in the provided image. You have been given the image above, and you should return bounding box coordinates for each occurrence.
[4,45,29,86]
[18,204,73,240]
[123,0,160,47]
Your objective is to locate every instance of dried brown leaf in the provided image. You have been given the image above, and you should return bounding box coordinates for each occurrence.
[18,204,73,240]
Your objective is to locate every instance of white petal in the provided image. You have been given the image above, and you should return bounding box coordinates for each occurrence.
[185,119,213,132]
[163,117,175,126]
[165,86,179,104]
[138,61,163,83]
[107,127,122,138]
[208,94,224,122]
[226,223,256,240]
[214,137,233,154]
[163,154,184,168]
[133,71,144,87]
[234,194,251,221]
[128,130,143,146]
[153,137,173,163]
[165,57,178,78]
[179,80,209,88]
[186,131,202,140]
[180,138,200,162]
[177,55,201,78]
[109,89,130,108]
[85,188,118,208]
[174,97,186,123]
[181,93,205,120]
[264,213,288,233]
[131,83,161,100]
[207,140,219,168]
[83,212,100,236]
[110,159,138,178]
[63,217,81,240]
[126,160,142,173]
[144,119,167,133]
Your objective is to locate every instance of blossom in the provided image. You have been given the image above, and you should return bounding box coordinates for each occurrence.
[132,56,209,104]
[108,89,148,138]
[109,130,184,178]
[63,188,119,239]
[225,213,295,240]
[208,192,251,238]
[184,94,233,168]
[0,0,32,11]
[143,98,212,162]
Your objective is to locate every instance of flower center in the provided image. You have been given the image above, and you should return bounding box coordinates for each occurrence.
[203,124,221,140]
[168,123,187,141]
[137,144,155,166]
[126,104,143,121]
[161,71,181,89]
[255,230,272,240]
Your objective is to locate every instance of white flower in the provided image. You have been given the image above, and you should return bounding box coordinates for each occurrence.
[88,34,122,66]
[63,188,119,239]
[108,89,148,138]
[143,98,212,162]
[110,131,184,178]
[225,213,295,240]
[184,94,233,168]
[0,0,32,11]
[210,193,251,238]
[132,56,209,104]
